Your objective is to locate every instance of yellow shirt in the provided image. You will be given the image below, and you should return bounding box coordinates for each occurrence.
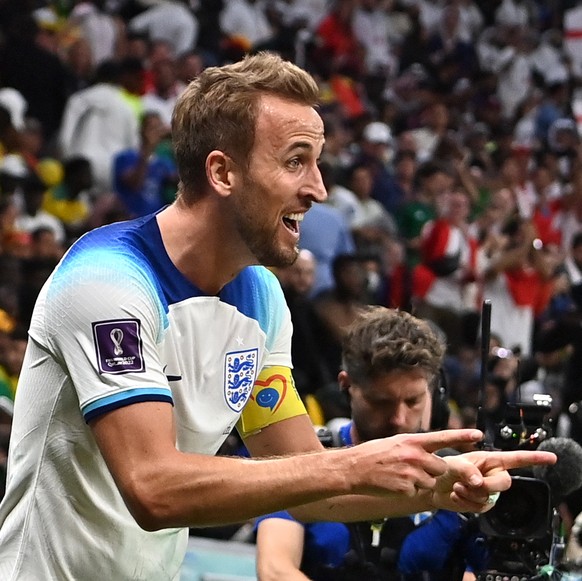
[43,184,89,226]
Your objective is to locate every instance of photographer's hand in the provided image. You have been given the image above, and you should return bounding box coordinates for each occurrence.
[430,449,557,513]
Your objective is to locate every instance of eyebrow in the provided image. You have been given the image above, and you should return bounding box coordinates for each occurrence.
[286,141,314,153]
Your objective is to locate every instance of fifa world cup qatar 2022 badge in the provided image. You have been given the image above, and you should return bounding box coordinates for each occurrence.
[224,348,258,412]
[92,319,145,374]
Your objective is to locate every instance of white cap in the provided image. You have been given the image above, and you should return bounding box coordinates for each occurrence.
[0,88,27,130]
[0,154,29,178]
[32,7,60,31]
[363,121,392,145]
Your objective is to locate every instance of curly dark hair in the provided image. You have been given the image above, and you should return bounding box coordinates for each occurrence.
[341,307,445,387]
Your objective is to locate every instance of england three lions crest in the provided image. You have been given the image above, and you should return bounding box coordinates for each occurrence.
[224,348,258,412]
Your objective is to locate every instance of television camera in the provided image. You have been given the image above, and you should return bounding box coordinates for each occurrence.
[473,301,582,581]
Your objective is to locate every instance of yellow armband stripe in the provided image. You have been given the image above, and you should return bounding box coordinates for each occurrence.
[237,366,307,438]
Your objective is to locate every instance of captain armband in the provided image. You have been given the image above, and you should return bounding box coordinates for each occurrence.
[237,365,306,439]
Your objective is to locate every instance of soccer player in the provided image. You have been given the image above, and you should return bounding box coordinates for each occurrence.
[0,52,555,580]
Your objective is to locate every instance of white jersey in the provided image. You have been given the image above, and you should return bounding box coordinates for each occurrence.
[0,213,293,580]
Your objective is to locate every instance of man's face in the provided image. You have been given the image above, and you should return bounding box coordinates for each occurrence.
[289,252,316,295]
[230,95,326,268]
[343,368,430,442]
[424,171,451,199]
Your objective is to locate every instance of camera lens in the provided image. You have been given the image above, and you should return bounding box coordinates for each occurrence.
[479,477,551,539]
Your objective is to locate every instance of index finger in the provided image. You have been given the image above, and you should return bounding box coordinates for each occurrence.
[406,429,484,453]
[479,450,557,472]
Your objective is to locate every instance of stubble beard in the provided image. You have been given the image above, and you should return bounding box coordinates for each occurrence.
[235,176,300,268]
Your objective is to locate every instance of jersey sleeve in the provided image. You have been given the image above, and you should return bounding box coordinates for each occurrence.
[33,239,172,422]
[234,267,307,437]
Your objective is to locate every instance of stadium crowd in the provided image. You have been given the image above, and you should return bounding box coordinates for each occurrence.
[3,0,582,572]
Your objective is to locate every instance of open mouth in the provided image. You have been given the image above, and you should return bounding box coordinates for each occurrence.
[282,212,304,234]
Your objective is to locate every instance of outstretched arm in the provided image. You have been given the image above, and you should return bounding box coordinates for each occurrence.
[91,404,555,530]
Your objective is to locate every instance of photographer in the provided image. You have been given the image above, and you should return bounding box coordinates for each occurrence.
[255,307,487,581]
[480,216,555,357]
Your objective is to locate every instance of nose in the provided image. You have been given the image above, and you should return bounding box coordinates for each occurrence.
[390,403,408,429]
[303,164,327,203]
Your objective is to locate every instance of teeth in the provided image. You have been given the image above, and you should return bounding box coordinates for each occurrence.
[284,213,304,221]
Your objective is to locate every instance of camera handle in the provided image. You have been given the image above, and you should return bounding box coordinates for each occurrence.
[549,508,566,568]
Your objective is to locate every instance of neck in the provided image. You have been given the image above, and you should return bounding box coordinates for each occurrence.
[156,199,256,294]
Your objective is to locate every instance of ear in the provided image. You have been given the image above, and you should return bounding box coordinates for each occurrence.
[206,150,238,198]
[337,370,351,396]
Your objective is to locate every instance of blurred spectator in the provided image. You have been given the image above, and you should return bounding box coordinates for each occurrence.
[113,111,177,218]
[312,253,370,379]
[0,14,70,144]
[498,26,536,121]
[320,160,358,226]
[561,231,582,314]
[546,117,580,181]
[68,0,123,67]
[396,160,451,268]
[564,2,582,81]
[425,2,479,84]
[319,115,354,186]
[352,0,400,108]
[0,154,29,198]
[18,118,45,172]
[397,6,433,76]
[0,88,27,137]
[390,149,418,206]
[298,196,356,299]
[479,217,555,356]
[529,162,563,249]
[28,227,65,261]
[176,50,206,87]
[63,36,95,94]
[345,161,397,256]
[469,186,516,243]
[0,197,29,258]
[14,173,65,246]
[496,151,536,219]
[457,0,485,41]
[557,172,582,256]
[118,56,146,119]
[494,0,534,28]
[274,248,332,400]
[535,81,572,147]
[410,100,451,163]
[142,58,183,127]
[463,122,495,180]
[354,0,400,75]
[42,156,93,242]
[128,0,199,57]
[530,28,570,89]
[194,0,224,65]
[219,0,273,55]
[414,188,479,355]
[0,104,22,161]
[355,120,403,215]
[58,60,139,192]
[313,0,365,79]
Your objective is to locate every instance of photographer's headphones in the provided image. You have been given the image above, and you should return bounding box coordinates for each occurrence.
[430,368,450,431]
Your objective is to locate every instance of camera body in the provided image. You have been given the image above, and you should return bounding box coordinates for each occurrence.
[476,395,555,580]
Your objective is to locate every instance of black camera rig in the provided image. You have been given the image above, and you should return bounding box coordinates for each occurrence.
[476,397,557,581]
[473,301,564,580]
